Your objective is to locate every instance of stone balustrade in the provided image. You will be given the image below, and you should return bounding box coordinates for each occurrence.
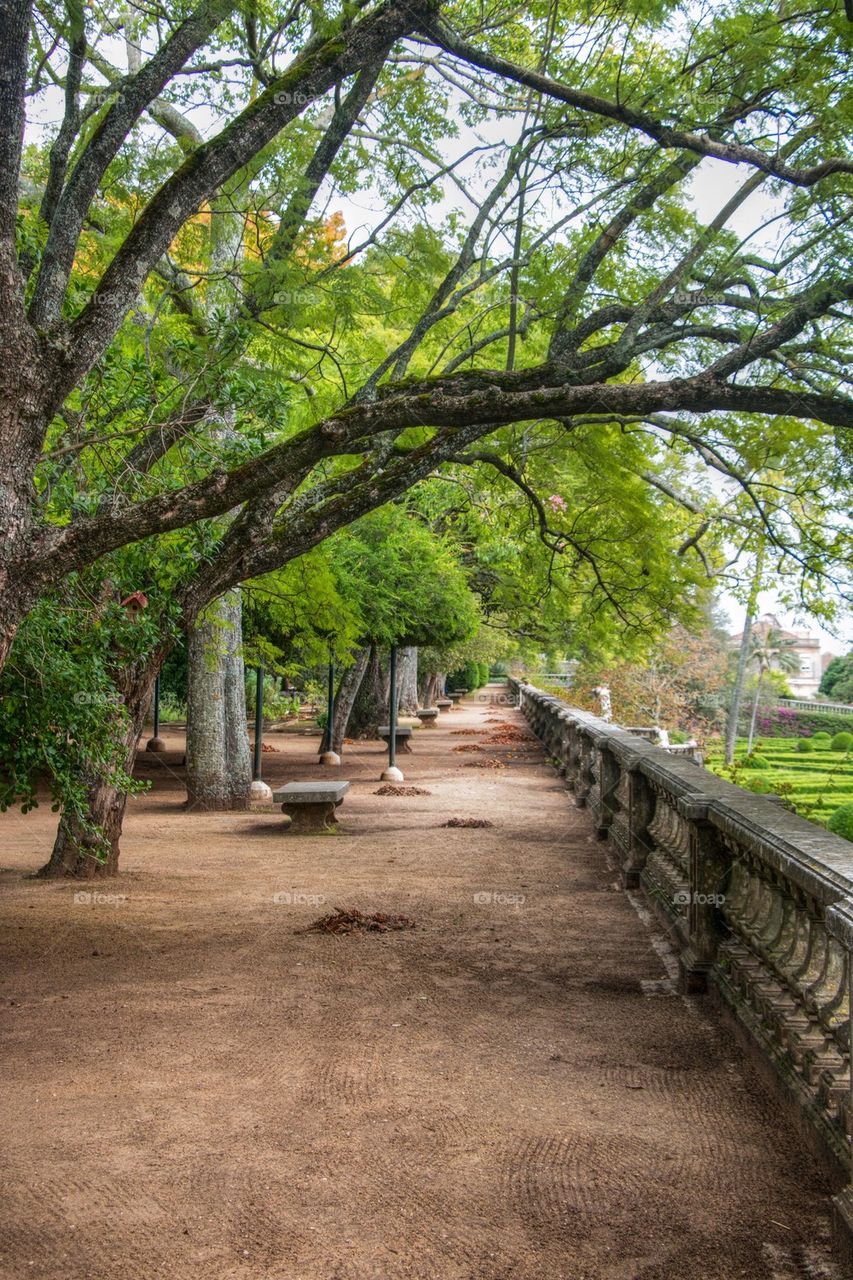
[508,677,853,1247]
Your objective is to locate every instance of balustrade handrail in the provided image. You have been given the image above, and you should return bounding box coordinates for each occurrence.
[507,675,853,1238]
[778,697,853,714]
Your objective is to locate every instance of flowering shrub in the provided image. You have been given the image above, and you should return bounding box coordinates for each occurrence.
[747,708,853,739]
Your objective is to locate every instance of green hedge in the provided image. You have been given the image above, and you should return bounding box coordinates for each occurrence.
[828,805,853,841]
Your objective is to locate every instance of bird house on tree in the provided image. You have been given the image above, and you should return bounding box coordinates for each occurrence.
[120,591,148,620]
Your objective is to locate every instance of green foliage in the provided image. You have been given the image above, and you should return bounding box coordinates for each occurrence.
[448,661,484,692]
[747,778,774,794]
[244,673,301,722]
[478,661,490,687]
[0,582,150,843]
[243,551,361,677]
[797,738,814,752]
[743,754,771,770]
[828,805,853,842]
[820,653,853,703]
[333,507,478,649]
[831,732,853,752]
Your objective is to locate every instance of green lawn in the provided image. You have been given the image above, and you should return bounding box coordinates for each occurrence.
[704,738,853,829]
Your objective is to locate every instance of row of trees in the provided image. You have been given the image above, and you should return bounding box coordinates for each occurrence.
[0,0,850,875]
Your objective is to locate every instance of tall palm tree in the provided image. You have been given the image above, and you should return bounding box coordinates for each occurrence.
[746,627,801,752]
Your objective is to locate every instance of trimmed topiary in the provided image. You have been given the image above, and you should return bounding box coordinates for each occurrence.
[813,730,831,740]
[747,777,774,794]
[742,754,771,770]
[797,738,814,752]
[831,732,853,752]
[828,804,853,842]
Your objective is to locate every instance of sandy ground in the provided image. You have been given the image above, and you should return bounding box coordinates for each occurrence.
[0,688,843,1280]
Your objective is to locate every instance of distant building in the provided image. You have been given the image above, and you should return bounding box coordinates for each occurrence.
[732,614,837,699]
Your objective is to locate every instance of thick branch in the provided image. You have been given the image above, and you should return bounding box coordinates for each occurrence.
[421,21,853,188]
[28,0,238,327]
[53,0,437,406]
[22,367,853,589]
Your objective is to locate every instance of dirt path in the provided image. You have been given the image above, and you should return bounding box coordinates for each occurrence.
[0,689,842,1280]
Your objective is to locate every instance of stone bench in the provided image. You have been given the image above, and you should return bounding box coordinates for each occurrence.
[378,725,413,754]
[272,781,350,832]
[416,707,439,727]
[435,697,453,712]
[447,691,465,706]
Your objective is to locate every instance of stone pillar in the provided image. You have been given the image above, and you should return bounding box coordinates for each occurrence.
[622,767,655,889]
[677,798,730,993]
[595,742,620,841]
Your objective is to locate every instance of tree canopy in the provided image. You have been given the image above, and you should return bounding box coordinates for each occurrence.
[0,0,849,677]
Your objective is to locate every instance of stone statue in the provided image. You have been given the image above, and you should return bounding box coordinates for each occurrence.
[593,685,612,722]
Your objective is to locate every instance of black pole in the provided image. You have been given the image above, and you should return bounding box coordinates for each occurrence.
[253,665,264,781]
[326,650,335,753]
[153,675,160,739]
[388,644,398,770]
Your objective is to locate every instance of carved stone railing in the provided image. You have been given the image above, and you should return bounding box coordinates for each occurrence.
[509,677,853,1244]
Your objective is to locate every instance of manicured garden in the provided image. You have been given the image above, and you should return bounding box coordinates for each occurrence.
[705,733,853,837]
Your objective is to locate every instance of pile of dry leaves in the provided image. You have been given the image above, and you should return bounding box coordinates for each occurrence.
[485,726,532,745]
[452,743,483,753]
[374,784,432,796]
[441,818,494,828]
[303,908,415,934]
[464,757,506,769]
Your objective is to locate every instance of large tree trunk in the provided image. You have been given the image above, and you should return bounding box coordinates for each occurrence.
[422,672,443,708]
[397,646,419,712]
[185,590,250,811]
[223,595,252,802]
[347,644,385,739]
[330,648,370,753]
[37,665,156,878]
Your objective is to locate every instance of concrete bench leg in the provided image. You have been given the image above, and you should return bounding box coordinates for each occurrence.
[281,799,342,832]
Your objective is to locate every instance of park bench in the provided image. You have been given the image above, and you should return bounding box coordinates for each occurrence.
[416,707,439,727]
[435,697,453,712]
[447,691,465,707]
[272,781,350,832]
[378,725,413,754]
